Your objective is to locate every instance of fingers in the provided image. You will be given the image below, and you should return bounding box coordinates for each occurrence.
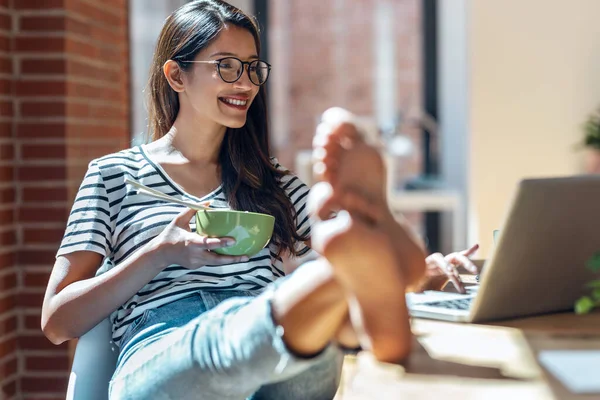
[338,190,385,224]
[173,208,197,229]
[427,252,465,294]
[461,243,479,257]
[203,252,249,265]
[446,252,479,274]
[186,236,249,266]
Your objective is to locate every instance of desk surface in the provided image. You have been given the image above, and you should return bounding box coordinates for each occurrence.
[335,311,600,400]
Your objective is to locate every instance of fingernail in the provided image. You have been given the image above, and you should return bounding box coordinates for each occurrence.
[241,256,249,262]
[225,239,236,246]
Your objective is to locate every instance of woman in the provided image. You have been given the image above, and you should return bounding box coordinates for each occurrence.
[41,1,475,399]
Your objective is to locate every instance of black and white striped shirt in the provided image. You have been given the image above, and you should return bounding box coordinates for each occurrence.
[56,145,312,347]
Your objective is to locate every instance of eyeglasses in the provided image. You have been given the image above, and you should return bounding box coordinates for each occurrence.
[180,57,271,86]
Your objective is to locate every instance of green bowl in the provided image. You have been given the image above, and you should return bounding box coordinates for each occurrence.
[195,209,275,257]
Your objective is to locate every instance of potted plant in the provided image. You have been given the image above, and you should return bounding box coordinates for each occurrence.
[582,109,600,174]
[575,253,600,314]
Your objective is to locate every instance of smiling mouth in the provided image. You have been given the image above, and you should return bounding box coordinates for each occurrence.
[219,97,249,110]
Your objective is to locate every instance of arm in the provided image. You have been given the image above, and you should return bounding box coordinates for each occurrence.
[42,208,246,345]
[41,242,165,345]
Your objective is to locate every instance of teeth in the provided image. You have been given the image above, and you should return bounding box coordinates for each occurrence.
[222,98,247,106]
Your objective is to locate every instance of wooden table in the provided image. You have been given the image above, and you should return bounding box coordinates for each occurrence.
[334,311,600,399]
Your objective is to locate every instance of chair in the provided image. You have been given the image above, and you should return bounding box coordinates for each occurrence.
[66,318,118,400]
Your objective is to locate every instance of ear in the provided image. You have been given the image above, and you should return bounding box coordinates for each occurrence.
[163,60,185,93]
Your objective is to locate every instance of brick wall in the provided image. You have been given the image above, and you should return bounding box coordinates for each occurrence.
[0,0,130,398]
[0,0,17,397]
[269,0,423,181]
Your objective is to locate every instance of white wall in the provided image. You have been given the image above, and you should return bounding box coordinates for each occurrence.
[441,0,600,257]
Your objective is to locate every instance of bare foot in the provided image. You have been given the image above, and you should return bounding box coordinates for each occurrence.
[308,108,426,362]
[311,108,426,288]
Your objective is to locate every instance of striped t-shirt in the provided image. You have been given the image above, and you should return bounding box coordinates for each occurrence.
[56,145,312,347]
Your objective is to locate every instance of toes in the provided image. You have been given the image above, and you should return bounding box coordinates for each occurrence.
[307,181,339,221]
[311,210,353,255]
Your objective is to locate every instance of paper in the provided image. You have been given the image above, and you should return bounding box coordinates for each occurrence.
[538,350,600,394]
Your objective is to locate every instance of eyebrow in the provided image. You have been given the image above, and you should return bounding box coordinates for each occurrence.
[209,51,259,59]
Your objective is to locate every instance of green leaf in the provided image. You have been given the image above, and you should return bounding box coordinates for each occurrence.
[575,296,595,315]
[585,253,600,273]
[586,279,600,289]
[592,288,600,301]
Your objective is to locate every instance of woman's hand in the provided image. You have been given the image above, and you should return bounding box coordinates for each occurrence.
[152,208,249,269]
[414,244,480,294]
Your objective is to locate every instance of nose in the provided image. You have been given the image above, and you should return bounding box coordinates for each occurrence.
[233,65,253,90]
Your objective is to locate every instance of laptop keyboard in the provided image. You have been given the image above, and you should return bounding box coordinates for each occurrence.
[422,297,473,310]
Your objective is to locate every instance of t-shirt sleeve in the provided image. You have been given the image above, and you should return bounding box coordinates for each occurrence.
[272,158,312,257]
[56,160,114,259]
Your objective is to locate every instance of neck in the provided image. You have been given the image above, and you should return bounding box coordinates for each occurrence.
[166,108,227,164]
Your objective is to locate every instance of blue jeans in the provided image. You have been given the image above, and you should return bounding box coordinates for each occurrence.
[108,283,343,400]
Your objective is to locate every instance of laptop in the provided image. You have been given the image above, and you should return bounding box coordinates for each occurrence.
[407,175,600,323]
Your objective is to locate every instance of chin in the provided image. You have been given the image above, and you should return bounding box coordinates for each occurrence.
[223,117,247,129]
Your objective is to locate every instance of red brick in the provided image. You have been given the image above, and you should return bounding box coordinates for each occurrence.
[19,334,68,351]
[0,187,14,204]
[0,78,11,96]
[0,143,13,161]
[18,166,66,182]
[20,15,65,32]
[0,166,13,182]
[90,104,124,119]
[69,0,121,26]
[26,355,69,372]
[65,37,98,59]
[17,123,66,139]
[22,187,68,203]
[18,292,45,309]
[0,315,17,336]
[2,378,16,398]
[0,336,15,359]
[23,226,65,244]
[97,46,123,64]
[21,143,66,161]
[67,102,90,118]
[67,81,122,102]
[25,313,41,330]
[0,56,12,75]
[0,122,11,138]
[0,252,15,270]
[0,100,11,117]
[0,13,11,32]
[15,37,65,53]
[23,271,52,288]
[20,101,66,118]
[0,356,17,378]
[17,248,59,265]
[0,35,10,53]
[16,80,67,97]
[21,59,67,75]
[18,207,69,224]
[65,16,90,36]
[67,59,120,82]
[0,230,16,247]
[0,272,16,292]
[14,0,65,10]
[90,25,124,46]
[0,294,15,315]
[21,376,68,393]
[66,123,127,139]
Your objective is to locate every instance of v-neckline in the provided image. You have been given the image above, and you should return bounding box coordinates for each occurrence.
[139,144,223,203]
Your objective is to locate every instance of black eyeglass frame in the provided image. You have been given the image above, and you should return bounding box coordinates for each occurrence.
[178,57,272,86]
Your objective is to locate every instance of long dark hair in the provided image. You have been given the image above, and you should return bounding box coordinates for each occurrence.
[147,0,307,256]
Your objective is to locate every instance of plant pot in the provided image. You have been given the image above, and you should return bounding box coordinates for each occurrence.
[584,148,600,174]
